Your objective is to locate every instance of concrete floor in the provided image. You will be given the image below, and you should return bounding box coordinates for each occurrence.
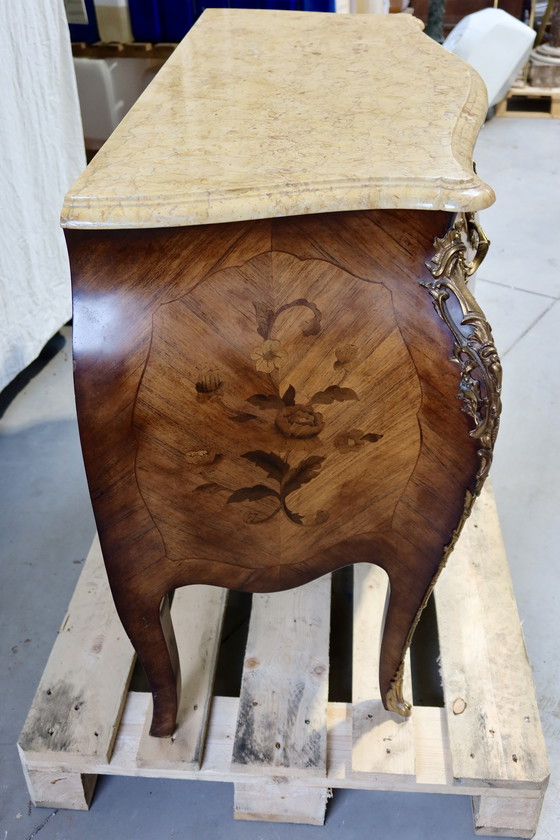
[1,116,558,839]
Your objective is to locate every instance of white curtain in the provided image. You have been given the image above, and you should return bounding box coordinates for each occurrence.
[0,0,85,391]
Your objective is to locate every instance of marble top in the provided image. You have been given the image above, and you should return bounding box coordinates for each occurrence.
[61,10,494,230]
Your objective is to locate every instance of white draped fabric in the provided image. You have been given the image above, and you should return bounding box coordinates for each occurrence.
[0,0,85,391]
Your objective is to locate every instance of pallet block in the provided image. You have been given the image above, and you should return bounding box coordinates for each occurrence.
[496,85,560,118]
[18,485,549,837]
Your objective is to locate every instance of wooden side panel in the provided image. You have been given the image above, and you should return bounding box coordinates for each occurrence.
[18,537,135,766]
[436,486,550,789]
[136,585,227,769]
[69,209,478,600]
[231,576,331,778]
[68,208,488,736]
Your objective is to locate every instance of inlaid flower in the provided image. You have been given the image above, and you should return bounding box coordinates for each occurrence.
[195,369,222,395]
[334,429,383,452]
[334,344,358,368]
[185,448,220,467]
[251,340,287,373]
[275,404,325,439]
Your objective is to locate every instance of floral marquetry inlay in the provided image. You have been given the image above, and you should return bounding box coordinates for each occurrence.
[189,296,384,527]
[132,250,422,566]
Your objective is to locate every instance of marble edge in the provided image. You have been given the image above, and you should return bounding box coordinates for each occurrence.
[449,53,495,205]
[61,174,495,230]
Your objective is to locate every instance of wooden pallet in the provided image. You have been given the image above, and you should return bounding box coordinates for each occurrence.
[18,485,549,837]
[496,85,560,118]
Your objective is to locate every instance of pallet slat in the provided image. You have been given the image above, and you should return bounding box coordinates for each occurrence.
[136,585,227,769]
[436,487,550,790]
[352,563,415,777]
[231,578,331,780]
[18,536,135,766]
[412,706,452,787]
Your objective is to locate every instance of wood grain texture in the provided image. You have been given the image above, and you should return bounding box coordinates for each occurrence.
[68,208,483,736]
[472,794,546,838]
[234,780,330,825]
[20,765,97,810]
[18,536,135,762]
[436,486,550,790]
[231,576,330,778]
[352,564,415,776]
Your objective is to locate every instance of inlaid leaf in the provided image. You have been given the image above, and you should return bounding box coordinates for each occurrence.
[227,485,279,504]
[281,455,325,497]
[231,412,259,423]
[242,450,289,482]
[193,483,226,494]
[311,385,359,405]
[254,302,274,340]
[361,433,383,443]
[282,384,296,407]
[246,393,284,410]
[284,508,304,526]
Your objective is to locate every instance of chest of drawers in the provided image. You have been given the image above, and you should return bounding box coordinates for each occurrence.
[62,9,500,737]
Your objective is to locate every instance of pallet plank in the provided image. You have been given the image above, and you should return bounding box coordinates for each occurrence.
[18,536,135,769]
[231,577,331,780]
[234,780,330,825]
[413,706,452,787]
[352,564,415,777]
[436,485,550,790]
[136,585,227,769]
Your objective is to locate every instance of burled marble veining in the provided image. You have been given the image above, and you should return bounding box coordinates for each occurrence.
[61,9,494,230]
